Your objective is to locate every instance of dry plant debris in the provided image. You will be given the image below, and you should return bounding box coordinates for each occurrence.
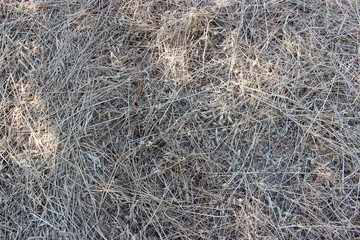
[0,0,359,239]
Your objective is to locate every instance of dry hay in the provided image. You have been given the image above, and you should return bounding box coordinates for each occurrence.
[0,0,359,239]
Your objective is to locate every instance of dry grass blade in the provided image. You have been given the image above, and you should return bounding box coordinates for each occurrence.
[0,0,359,239]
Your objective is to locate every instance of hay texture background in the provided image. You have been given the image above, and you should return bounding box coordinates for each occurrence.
[0,0,359,239]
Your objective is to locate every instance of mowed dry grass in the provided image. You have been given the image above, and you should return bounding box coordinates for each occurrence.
[0,0,359,239]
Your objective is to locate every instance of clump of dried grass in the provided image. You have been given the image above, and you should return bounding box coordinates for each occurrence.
[1,0,359,239]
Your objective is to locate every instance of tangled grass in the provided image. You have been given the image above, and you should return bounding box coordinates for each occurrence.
[0,0,359,239]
